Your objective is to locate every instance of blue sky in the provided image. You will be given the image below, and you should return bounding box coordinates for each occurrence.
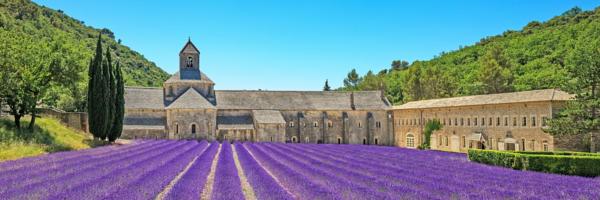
[34,0,600,90]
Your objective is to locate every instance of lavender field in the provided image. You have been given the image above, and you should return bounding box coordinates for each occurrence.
[0,140,599,200]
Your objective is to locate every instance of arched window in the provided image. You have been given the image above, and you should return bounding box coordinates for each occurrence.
[406,134,415,148]
[362,138,367,145]
[374,138,378,145]
[191,124,196,134]
[270,136,273,142]
[328,121,333,128]
[186,56,193,67]
[175,123,179,134]
[542,140,549,152]
[291,136,297,143]
[337,137,341,144]
[313,122,318,127]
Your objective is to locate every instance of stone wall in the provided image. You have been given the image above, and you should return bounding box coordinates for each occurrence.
[282,110,392,146]
[166,108,216,140]
[39,108,88,132]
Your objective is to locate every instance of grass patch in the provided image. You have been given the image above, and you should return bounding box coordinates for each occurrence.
[0,116,99,162]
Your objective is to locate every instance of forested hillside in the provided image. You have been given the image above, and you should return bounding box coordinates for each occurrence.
[0,0,169,111]
[340,7,600,104]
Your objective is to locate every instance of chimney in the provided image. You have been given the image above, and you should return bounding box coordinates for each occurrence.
[350,92,356,110]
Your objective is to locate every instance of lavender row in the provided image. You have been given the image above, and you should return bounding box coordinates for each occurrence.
[164,141,220,200]
[323,144,600,198]
[104,141,210,199]
[262,143,438,199]
[211,141,245,200]
[46,140,202,199]
[234,143,293,200]
[254,143,403,200]
[0,140,178,195]
[285,143,600,199]
[1,140,191,199]
[243,143,340,199]
[0,140,164,184]
[0,140,150,173]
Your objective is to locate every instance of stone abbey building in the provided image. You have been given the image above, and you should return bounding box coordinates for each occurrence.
[123,40,394,145]
[123,40,581,152]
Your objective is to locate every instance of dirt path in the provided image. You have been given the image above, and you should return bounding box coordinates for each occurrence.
[154,144,210,200]
[200,143,222,200]
[231,145,257,200]
[244,144,296,198]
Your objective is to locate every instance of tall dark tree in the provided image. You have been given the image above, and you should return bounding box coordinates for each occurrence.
[88,33,108,139]
[343,68,361,90]
[105,46,115,138]
[109,62,125,142]
[323,79,331,91]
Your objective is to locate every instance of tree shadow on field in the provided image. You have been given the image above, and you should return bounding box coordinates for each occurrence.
[0,116,74,153]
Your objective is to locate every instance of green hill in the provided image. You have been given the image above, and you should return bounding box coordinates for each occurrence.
[0,116,96,162]
[0,0,169,111]
[342,7,600,104]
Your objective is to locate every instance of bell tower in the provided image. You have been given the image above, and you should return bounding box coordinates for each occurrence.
[179,38,201,80]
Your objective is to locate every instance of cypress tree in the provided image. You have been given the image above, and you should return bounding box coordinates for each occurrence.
[99,53,111,140]
[88,33,104,139]
[109,62,125,142]
[105,47,115,139]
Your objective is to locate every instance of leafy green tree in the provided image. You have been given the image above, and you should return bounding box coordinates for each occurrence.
[0,30,80,130]
[545,27,600,152]
[421,119,442,149]
[477,45,513,94]
[323,79,331,91]
[391,60,409,71]
[343,68,361,90]
[358,70,386,91]
[109,62,125,142]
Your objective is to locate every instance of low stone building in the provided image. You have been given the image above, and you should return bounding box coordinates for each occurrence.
[391,89,574,152]
[123,40,394,145]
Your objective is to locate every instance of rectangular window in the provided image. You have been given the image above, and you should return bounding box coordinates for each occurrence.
[481,118,485,126]
[289,122,294,127]
[454,118,458,126]
[467,118,471,126]
[328,121,333,128]
[513,117,517,126]
[532,116,536,127]
[505,117,508,126]
[522,117,527,126]
[489,117,492,126]
[443,118,446,125]
[376,121,381,128]
[462,136,466,148]
[314,122,318,127]
[460,118,464,126]
[474,118,478,126]
[497,117,501,126]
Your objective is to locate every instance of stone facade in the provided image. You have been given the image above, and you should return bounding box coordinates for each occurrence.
[122,40,393,145]
[392,89,573,152]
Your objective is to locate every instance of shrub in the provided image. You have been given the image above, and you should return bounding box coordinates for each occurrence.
[468,149,600,177]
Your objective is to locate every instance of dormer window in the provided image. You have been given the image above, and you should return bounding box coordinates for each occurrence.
[186,56,193,68]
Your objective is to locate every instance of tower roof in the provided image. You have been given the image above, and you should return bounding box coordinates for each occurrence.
[179,39,200,54]
[166,88,215,109]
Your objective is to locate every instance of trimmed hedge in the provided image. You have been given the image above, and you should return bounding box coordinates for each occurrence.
[468,149,600,177]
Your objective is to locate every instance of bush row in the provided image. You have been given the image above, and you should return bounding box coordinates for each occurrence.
[468,149,600,177]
